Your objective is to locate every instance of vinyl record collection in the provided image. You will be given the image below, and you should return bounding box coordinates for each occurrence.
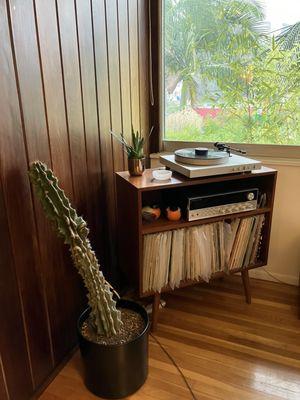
[142,215,265,293]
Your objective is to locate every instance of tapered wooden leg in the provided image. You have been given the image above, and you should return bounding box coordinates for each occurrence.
[241,270,251,304]
[151,293,160,332]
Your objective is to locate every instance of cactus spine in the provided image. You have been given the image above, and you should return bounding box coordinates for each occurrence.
[28,161,122,337]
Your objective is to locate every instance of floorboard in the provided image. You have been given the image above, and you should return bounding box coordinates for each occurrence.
[39,277,300,400]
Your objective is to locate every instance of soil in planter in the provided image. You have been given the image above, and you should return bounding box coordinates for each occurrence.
[81,307,146,345]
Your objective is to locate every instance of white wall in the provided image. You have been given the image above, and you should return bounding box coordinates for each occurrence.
[151,155,300,286]
[249,159,300,285]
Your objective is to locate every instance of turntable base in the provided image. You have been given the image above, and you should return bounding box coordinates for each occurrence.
[160,153,261,178]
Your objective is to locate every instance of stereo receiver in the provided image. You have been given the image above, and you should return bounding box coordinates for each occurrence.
[187,188,258,221]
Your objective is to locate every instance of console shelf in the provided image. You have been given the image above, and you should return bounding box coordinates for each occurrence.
[116,167,277,330]
[142,207,270,234]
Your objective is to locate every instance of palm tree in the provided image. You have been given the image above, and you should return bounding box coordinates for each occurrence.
[276,21,300,52]
[165,0,268,107]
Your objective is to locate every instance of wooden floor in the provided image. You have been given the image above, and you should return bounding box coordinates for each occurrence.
[40,277,300,400]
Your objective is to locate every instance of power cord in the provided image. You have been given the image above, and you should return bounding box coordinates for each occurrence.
[261,267,292,285]
[150,333,198,400]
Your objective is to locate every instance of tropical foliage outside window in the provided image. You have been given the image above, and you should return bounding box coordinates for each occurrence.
[164,0,300,145]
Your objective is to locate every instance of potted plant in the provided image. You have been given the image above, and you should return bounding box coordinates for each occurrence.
[110,126,148,176]
[29,162,149,399]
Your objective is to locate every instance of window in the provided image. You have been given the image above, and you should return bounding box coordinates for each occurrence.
[163,0,300,146]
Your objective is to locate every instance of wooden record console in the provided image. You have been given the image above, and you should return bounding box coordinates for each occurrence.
[116,167,277,331]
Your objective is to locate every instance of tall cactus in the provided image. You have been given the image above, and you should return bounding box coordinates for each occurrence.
[28,161,122,337]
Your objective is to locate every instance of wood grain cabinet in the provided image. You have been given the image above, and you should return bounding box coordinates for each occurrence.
[116,168,277,330]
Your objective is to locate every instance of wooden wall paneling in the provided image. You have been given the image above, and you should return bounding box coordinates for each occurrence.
[55,0,88,346]
[138,0,150,153]
[56,0,89,218]
[0,0,54,390]
[117,0,132,169]
[34,0,82,363]
[7,0,57,382]
[34,0,73,197]
[0,0,151,397]
[74,0,105,263]
[8,0,51,168]
[91,0,118,281]
[105,0,125,173]
[0,355,9,400]
[0,176,32,400]
[128,0,141,133]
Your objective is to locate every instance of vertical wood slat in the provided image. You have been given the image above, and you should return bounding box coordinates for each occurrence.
[34,0,83,364]
[117,0,132,169]
[7,0,56,379]
[0,355,9,400]
[0,0,150,398]
[56,0,89,217]
[74,0,105,262]
[105,0,125,282]
[138,0,150,152]
[0,0,52,389]
[92,0,118,281]
[55,0,89,352]
[0,174,32,400]
[128,0,141,133]
[105,0,125,173]
[34,0,73,197]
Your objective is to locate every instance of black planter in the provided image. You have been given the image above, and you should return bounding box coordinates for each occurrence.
[77,299,149,399]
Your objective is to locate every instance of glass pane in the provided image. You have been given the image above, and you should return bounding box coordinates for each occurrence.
[164,0,300,145]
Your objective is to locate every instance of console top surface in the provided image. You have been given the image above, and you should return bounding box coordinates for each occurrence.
[116,166,276,192]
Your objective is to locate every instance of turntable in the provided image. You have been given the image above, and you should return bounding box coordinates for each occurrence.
[159,142,261,178]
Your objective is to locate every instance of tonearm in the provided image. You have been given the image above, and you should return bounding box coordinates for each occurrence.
[214,142,246,157]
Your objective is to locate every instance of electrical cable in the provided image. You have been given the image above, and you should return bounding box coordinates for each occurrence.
[261,267,292,285]
[150,333,198,400]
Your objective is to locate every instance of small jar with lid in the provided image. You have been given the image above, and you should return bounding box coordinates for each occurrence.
[166,206,181,221]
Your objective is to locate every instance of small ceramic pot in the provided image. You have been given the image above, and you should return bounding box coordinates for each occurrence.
[142,205,161,221]
[128,157,145,176]
[166,206,181,221]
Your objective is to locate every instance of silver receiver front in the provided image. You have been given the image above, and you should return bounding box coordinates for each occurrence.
[187,189,258,221]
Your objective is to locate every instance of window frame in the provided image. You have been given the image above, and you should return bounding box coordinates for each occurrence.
[159,0,300,160]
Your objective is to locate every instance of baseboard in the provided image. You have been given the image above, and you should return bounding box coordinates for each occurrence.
[249,268,299,286]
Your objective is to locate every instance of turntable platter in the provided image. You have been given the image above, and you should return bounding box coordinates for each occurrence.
[175,148,229,166]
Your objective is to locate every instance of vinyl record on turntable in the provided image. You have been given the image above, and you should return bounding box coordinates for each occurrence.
[174,148,229,166]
